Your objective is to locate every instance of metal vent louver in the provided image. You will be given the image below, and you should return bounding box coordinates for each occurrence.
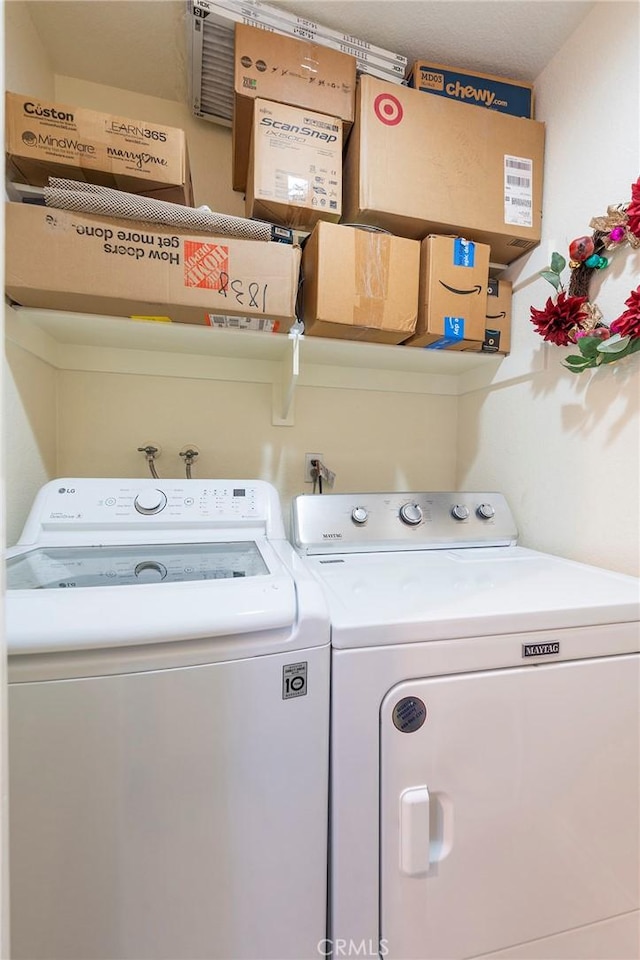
[188,0,407,127]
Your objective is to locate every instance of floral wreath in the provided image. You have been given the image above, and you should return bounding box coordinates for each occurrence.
[530,176,640,372]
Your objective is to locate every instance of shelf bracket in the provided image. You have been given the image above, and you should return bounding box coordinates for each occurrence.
[272,328,301,426]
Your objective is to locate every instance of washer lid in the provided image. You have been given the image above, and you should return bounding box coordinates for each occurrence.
[304,546,640,647]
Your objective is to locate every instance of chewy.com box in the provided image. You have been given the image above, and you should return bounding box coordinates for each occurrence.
[5,92,193,205]
[407,61,534,118]
[405,236,490,349]
[246,100,342,229]
[5,203,301,326]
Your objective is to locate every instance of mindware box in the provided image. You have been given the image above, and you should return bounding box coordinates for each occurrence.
[246,99,342,229]
[406,61,534,119]
[405,236,490,349]
[301,221,420,344]
[233,23,356,192]
[5,203,301,326]
[342,75,545,266]
[6,92,193,205]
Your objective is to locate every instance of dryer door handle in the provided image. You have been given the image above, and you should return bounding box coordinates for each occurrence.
[400,785,431,876]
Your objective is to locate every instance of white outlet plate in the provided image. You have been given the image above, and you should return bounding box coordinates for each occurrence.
[304,453,323,483]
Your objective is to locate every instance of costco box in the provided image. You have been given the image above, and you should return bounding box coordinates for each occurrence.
[233,23,356,192]
[342,75,545,265]
[246,100,342,229]
[405,236,490,349]
[5,203,301,326]
[301,222,420,344]
[407,61,534,118]
[6,93,193,205]
[461,277,513,354]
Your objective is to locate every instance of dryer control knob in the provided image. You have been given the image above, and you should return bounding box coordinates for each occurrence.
[134,489,167,515]
[351,506,369,525]
[451,504,470,521]
[399,502,423,526]
[477,503,495,520]
[134,560,168,583]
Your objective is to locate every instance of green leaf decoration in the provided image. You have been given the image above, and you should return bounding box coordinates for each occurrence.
[540,271,561,289]
[563,355,593,370]
[577,337,601,359]
[550,252,566,274]
[627,337,640,354]
[597,335,631,354]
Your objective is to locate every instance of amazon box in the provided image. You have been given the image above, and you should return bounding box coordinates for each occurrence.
[233,23,356,192]
[342,75,544,265]
[5,92,193,205]
[301,221,419,344]
[461,277,512,354]
[246,100,342,229]
[405,236,489,349]
[407,61,534,118]
[5,203,301,326]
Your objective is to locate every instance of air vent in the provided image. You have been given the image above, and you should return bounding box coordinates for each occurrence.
[188,0,407,127]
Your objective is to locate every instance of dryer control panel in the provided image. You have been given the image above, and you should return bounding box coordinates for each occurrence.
[292,491,518,554]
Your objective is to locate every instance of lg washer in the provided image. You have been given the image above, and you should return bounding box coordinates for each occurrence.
[291,491,640,960]
[7,478,330,960]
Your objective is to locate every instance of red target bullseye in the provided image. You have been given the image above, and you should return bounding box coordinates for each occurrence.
[373,93,404,126]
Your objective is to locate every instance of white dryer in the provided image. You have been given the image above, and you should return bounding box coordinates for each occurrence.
[291,491,640,960]
[7,478,330,960]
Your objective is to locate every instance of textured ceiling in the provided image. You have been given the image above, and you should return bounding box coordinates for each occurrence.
[24,0,596,106]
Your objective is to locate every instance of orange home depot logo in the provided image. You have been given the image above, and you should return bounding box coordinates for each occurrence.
[184,241,229,289]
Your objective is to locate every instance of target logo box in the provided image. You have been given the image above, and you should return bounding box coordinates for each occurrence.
[5,203,301,327]
[342,75,545,266]
[233,24,356,193]
[246,99,342,230]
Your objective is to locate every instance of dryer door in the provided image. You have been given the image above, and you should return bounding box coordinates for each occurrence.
[379,654,640,960]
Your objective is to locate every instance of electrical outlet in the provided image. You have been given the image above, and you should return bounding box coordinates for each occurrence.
[304,453,323,483]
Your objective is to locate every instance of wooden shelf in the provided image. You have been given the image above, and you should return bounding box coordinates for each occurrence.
[5,307,506,423]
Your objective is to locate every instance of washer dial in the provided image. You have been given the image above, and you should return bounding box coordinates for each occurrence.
[134,489,167,515]
[351,506,369,525]
[477,503,496,520]
[451,504,470,521]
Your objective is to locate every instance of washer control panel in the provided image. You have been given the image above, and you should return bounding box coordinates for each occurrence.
[292,492,518,554]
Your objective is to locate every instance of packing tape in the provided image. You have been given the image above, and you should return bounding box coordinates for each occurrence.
[353,230,390,329]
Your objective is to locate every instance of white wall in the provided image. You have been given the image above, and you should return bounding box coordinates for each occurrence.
[458,1,640,576]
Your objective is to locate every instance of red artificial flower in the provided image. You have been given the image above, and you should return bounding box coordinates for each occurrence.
[530,292,589,346]
[610,285,640,339]
[626,177,640,238]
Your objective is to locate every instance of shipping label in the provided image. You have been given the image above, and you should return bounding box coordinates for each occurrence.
[504,155,533,227]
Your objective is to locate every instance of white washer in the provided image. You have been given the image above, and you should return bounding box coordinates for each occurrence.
[291,491,640,960]
[7,478,330,960]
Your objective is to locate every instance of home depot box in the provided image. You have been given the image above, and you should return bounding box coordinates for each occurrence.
[342,75,545,265]
[301,222,420,344]
[246,100,342,229]
[461,277,513,354]
[5,203,300,326]
[405,236,490,349]
[6,92,193,205]
[233,23,356,192]
[407,61,534,118]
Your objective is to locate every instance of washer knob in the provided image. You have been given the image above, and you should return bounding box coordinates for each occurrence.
[134,560,168,583]
[451,504,470,521]
[134,489,167,515]
[399,502,423,526]
[477,503,495,520]
[351,506,369,525]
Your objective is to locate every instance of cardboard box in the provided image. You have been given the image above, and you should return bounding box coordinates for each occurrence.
[407,61,534,119]
[233,23,356,192]
[246,99,342,229]
[6,92,193,205]
[405,236,490,349]
[5,203,301,326]
[460,277,513,354]
[342,75,545,265]
[301,222,420,344]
